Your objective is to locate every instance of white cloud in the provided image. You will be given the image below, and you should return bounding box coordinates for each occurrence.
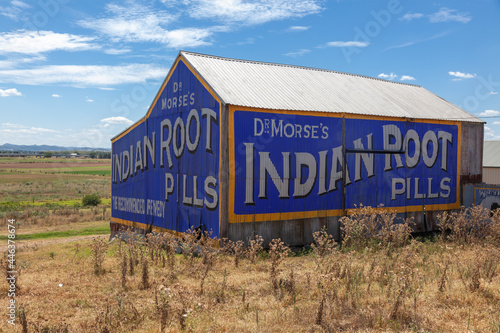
[11,1,30,9]
[101,116,134,125]
[0,123,56,136]
[489,91,498,95]
[0,88,22,97]
[1,122,21,128]
[326,41,369,48]
[0,9,20,20]
[287,25,310,32]
[484,126,500,140]
[51,94,61,98]
[0,122,115,148]
[479,110,500,117]
[0,59,20,69]
[31,127,57,133]
[0,0,30,20]
[379,73,418,82]
[399,13,424,21]
[236,37,255,45]
[74,120,135,148]
[75,128,114,148]
[0,55,47,69]
[0,30,99,55]
[429,8,471,23]
[449,71,476,80]
[78,1,321,48]
[188,0,323,25]
[493,122,500,125]
[400,75,416,81]
[0,123,69,148]
[0,63,168,87]
[78,3,219,48]
[104,48,132,55]
[378,73,398,81]
[166,27,217,48]
[384,31,450,51]
[78,3,176,38]
[86,97,94,102]
[284,49,310,57]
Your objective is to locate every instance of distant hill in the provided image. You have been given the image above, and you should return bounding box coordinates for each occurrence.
[0,143,110,152]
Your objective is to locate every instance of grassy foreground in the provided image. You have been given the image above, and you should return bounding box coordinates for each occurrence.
[0,157,499,332]
[1,218,499,333]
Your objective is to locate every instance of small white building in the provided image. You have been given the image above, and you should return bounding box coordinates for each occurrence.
[483,141,500,184]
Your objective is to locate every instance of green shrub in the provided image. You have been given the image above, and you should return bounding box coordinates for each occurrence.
[82,194,101,207]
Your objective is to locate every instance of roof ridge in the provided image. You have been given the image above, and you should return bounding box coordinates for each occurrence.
[180,50,422,88]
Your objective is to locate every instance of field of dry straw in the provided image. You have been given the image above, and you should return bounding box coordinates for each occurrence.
[0,158,499,332]
[1,204,499,333]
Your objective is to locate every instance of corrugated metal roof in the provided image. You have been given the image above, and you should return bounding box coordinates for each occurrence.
[181,51,483,123]
[483,141,500,167]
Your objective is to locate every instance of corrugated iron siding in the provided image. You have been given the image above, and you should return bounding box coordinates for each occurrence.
[228,217,338,246]
[483,141,500,167]
[182,51,482,123]
[483,167,500,185]
[461,123,483,184]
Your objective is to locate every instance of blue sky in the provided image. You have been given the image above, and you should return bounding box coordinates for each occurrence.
[0,0,498,148]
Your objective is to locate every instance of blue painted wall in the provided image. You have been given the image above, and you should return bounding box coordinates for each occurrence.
[231,110,458,220]
[111,60,220,237]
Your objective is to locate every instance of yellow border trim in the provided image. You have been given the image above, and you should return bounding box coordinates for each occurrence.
[111,53,223,237]
[111,216,174,234]
[111,217,220,247]
[228,106,461,223]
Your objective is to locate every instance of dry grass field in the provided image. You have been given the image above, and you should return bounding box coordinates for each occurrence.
[0,157,110,203]
[0,223,499,333]
[0,157,499,332]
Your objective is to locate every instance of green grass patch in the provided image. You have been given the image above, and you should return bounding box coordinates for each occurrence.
[1,166,110,176]
[61,169,111,176]
[0,225,110,240]
[0,198,111,212]
[0,157,110,164]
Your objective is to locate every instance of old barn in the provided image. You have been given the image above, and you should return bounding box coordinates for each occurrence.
[110,51,484,245]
